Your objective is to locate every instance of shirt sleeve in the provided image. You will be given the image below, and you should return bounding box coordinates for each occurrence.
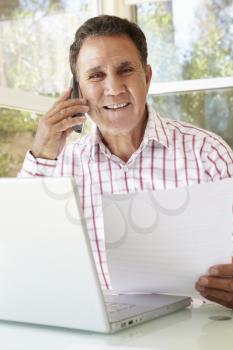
[204,137,233,181]
[18,150,57,177]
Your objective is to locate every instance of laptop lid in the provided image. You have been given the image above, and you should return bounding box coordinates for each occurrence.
[0,177,110,333]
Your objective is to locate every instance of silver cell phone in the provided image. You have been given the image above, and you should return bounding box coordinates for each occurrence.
[70,76,83,133]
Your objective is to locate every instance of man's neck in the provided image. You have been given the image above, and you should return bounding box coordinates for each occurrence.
[104,136,140,163]
[100,117,148,163]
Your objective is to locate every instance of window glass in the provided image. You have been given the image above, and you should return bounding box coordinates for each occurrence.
[136,0,233,82]
[149,88,233,148]
[0,1,96,176]
[0,0,92,96]
[0,108,40,176]
[0,105,93,177]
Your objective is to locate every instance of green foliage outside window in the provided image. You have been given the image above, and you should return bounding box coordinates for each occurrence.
[0,108,39,176]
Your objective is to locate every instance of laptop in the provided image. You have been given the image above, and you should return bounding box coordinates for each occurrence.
[0,177,190,333]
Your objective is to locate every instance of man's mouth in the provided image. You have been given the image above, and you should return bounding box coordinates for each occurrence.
[103,102,130,110]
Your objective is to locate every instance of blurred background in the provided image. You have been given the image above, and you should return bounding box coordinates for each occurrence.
[0,0,232,176]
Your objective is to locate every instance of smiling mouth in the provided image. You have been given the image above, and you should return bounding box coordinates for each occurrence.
[103,103,130,110]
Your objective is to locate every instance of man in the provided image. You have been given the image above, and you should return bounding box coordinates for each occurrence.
[19,15,233,308]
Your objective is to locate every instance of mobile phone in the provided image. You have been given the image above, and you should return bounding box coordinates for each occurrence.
[70,76,84,133]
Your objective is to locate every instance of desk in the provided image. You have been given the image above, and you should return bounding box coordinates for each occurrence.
[0,301,232,350]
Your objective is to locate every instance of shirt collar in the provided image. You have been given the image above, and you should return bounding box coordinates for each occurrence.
[144,104,170,149]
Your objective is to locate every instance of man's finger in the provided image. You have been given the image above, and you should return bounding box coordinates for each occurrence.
[208,263,233,277]
[48,105,89,124]
[46,98,88,120]
[54,116,86,133]
[197,276,233,293]
[45,89,72,116]
[199,288,233,309]
[199,292,232,309]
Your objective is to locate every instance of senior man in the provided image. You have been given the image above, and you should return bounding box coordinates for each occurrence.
[19,15,233,308]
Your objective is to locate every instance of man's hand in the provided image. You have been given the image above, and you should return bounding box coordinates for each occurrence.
[195,261,233,309]
[31,89,89,160]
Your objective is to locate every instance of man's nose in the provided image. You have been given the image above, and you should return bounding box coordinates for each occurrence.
[103,75,126,96]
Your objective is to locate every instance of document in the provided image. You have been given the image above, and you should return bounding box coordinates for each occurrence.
[102,178,233,297]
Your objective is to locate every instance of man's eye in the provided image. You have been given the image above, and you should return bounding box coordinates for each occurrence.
[121,67,134,74]
[89,73,103,80]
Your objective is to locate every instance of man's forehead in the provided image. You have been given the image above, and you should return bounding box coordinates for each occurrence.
[76,35,141,72]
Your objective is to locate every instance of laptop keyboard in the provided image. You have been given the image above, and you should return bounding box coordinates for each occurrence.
[106,302,136,314]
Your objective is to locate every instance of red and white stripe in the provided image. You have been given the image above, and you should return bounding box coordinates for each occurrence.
[19,106,233,289]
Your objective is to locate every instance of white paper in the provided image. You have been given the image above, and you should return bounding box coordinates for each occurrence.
[102,178,233,297]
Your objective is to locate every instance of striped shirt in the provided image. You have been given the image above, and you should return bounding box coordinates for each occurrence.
[19,106,233,289]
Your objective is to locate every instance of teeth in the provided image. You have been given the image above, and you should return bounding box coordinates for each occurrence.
[105,103,128,109]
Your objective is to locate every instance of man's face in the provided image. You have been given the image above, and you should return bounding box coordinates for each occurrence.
[76,35,152,136]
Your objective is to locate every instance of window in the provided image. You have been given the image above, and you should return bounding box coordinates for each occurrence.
[149,88,233,148]
[0,0,232,177]
[0,0,98,95]
[134,0,233,82]
[0,0,99,177]
[131,0,233,148]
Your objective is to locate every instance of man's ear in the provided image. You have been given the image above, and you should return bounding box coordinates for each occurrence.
[145,64,152,92]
